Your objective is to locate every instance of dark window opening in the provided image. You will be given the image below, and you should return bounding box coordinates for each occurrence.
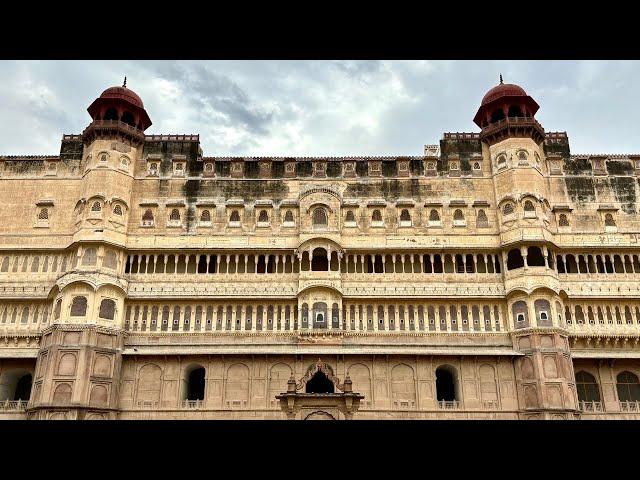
[508,105,523,117]
[186,367,205,401]
[13,374,32,401]
[527,246,546,267]
[507,249,524,270]
[436,367,456,401]
[576,371,601,403]
[121,111,135,127]
[305,370,334,394]
[491,109,505,123]
[104,108,118,121]
[617,371,640,402]
[311,248,328,271]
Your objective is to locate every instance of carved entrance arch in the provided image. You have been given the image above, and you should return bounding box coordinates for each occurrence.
[276,358,364,420]
[304,410,336,420]
[297,358,345,392]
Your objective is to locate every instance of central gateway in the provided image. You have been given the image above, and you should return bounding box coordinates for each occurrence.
[277,359,364,420]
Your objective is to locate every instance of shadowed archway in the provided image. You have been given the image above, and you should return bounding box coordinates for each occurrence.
[305,370,335,393]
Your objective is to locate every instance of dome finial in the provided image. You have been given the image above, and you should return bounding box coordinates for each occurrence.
[499,73,503,84]
[123,76,127,88]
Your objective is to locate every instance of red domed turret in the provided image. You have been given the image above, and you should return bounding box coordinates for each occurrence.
[98,85,145,109]
[86,77,152,131]
[480,82,528,107]
[473,76,544,144]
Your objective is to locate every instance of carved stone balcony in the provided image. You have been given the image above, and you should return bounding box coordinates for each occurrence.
[0,400,28,412]
[578,401,604,412]
[82,119,146,145]
[298,270,342,293]
[480,116,545,145]
[503,266,559,295]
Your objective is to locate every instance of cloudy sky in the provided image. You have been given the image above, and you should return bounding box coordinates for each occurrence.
[1,60,639,157]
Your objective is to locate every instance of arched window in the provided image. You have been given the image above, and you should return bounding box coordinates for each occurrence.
[306,370,334,393]
[476,209,488,228]
[345,210,356,224]
[113,204,123,216]
[104,108,118,121]
[149,163,158,176]
[429,209,440,225]
[283,210,294,224]
[371,209,382,223]
[435,366,457,402]
[258,210,269,223]
[169,209,181,222]
[558,213,570,227]
[502,203,514,217]
[185,366,206,401]
[496,154,507,170]
[98,299,116,320]
[453,209,465,226]
[82,247,97,266]
[99,153,108,162]
[508,105,523,117]
[605,213,616,227]
[400,209,411,226]
[507,249,524,270]
[70,296,88,317]
[103,250,117,269]
[142,209,154,226]
[230,210,241,223]
[121,111,135,126]
[91,201,102,213]
[312,207,328,228]
[523,200,536,218]
[518,150,528,163]
[512,301,529,327]
[616,371,640,402]
[491,109,505,123]
[200,210,211,223]
[576,371,601,403]
[38,208,49,220]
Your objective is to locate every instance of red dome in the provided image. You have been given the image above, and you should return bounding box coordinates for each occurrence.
[481,83,527,106]
[99,86,144,109]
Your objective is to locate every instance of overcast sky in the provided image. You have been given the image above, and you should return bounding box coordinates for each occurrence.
[1,60,639,157]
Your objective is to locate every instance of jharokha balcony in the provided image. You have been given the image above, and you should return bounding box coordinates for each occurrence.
[480,116,545,144]
[82,119,146,144]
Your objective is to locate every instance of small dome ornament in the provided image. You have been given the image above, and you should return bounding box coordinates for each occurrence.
[123,76,127,88]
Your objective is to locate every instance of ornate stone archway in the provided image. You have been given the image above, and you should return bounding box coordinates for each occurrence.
[276,358,364,420]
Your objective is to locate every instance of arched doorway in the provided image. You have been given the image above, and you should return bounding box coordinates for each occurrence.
[185,366,206,401]
[436,366,457,402]
[304,410,335,420]
[305,370,334,393]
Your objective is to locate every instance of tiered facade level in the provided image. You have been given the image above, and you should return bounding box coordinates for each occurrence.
[1,79,640,420]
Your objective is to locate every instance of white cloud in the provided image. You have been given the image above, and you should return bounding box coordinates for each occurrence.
[1,60,640,156]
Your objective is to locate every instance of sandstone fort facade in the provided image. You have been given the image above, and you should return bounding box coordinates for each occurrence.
[1,78,639,419]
